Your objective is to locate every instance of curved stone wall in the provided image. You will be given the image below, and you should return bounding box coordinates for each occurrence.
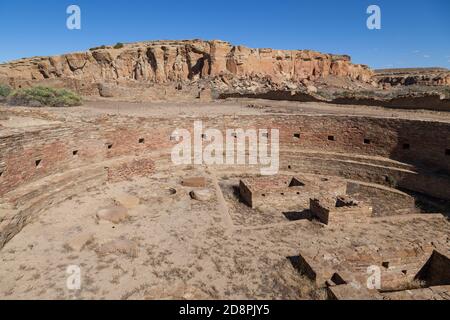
[1,113,450,250]
[1,114,450,199]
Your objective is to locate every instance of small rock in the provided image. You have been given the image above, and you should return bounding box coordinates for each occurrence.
[98,83,115,97]
[182,177,206,188]
[286,83,298,90]
[96,205,128,224]
[98,238,138,258]
[190,189,213,201]
[65,233,94,251]
[114,195,140,209]
[29,100,43,108]
[307,85,318,93]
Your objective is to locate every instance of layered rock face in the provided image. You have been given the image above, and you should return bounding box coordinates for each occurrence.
[374,68,450,87]
[0,39,373,97]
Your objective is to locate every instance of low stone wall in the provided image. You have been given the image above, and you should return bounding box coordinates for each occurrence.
[0,166,107,249]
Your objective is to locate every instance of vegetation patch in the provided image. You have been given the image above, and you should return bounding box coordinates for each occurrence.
[7,86,82,107]
[89,45,107,51]
[113,42,124,49]
[0,84,12,98]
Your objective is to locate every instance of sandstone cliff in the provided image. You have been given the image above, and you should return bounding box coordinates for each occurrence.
[0,39,373,98]
[374,68,450,87]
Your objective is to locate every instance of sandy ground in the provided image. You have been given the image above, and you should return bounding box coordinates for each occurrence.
[0,115,60,128]
[1,162,449,300]
[0,166,316,300]
[3,98,450,123]
[82,98,450,122]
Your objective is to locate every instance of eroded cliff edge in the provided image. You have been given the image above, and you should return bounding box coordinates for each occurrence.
[0,39,373,98]
[1,39,449,110]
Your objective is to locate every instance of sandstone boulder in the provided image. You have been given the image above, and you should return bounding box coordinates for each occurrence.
[114,195,140,209]
[96,205,128,224]
[190,189,213,201]
[307,85,318,93]
[98,83,115,97]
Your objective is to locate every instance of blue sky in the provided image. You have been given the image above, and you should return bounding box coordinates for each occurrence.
[0,0,449,69]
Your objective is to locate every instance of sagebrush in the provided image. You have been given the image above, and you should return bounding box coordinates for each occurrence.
[0,84,12,97]
[8,86,82,107]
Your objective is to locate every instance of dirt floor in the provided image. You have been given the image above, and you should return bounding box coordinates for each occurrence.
[4,98,450,122]
[0,163,448,300]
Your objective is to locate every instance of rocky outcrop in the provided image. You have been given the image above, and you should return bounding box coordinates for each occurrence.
[374,68,450,87]
[0,40,373,97]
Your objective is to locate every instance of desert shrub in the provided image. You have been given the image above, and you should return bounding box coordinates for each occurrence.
[113,42,124,49]
[8,86,82,107]
[336,90,354,98]
[89,45,107,51]
[0,84,12,97]
[441,87,450,98]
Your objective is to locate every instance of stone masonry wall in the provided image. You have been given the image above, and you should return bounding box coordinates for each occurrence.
[1,114,450,200]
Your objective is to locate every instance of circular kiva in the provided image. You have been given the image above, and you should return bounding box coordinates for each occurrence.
[0,104,450,298]
[0,113,450,249]
[0,115,450,250]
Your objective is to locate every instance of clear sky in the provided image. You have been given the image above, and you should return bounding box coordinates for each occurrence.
[0,0,449,69]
